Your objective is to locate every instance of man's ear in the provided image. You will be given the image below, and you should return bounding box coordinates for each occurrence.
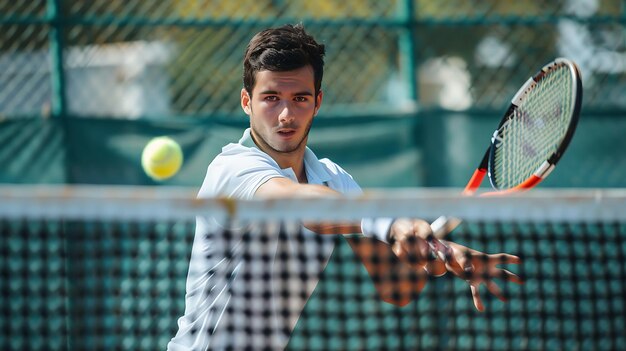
[314,90,323,116]
[241,88,252,115]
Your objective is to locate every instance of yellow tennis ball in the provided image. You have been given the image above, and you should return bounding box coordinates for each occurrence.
[141,136,183,181]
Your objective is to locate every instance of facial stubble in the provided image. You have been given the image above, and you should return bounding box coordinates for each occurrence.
[249,106,314,155]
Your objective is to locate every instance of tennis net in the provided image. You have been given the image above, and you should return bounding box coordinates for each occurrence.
[1,186,625,350]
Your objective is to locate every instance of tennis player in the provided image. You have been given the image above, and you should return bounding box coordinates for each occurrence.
[167,24,522,350]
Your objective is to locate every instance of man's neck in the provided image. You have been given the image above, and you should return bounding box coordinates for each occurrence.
[248,132,308,183]
[271,150,307,183]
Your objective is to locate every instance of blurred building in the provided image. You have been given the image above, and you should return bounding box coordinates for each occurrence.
[0,41,173,119]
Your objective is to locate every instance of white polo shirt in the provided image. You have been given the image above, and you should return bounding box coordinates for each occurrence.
[168,129,362,351]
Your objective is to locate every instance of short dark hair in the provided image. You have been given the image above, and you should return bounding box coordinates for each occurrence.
[243,24,325,96]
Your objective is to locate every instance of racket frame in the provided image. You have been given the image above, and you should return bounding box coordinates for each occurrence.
[435,58,583,239]
[469,58,583,195]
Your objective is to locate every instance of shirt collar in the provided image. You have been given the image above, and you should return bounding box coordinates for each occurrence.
[239,128,331,184]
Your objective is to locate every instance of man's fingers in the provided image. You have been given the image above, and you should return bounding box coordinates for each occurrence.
[497,269,525,284]
[412,219,434,239]
[459,251,475,279]
[470,284,484,312]
[392,237,430,270]
[424,259,447,277]
[427,236,452,262]
[443,250,471,278]
[491,253,522,265]
[485,280,506,302]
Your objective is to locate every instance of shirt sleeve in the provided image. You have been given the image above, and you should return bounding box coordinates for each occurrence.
[317,158,363,195]
[198,148,286,200]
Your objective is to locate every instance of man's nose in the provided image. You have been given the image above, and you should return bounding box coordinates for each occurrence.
[278,102,295,123]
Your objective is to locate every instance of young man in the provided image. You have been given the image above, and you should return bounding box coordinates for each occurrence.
[168,24,522,350]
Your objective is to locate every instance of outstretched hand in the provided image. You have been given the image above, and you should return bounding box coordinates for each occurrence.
[385,218,524,311]
[436,240,524,311]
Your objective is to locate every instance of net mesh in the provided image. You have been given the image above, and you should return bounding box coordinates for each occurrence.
[492,62,576,189]
[1,186,626,350]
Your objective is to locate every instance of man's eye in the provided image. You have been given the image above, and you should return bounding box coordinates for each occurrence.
[294,96,308,102]
[264,96,278,101]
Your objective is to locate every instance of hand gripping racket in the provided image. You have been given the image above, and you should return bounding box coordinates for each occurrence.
[431,57,583,239]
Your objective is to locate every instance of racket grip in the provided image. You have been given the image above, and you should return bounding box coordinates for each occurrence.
[430,216,462,239]
[429,216,461,263]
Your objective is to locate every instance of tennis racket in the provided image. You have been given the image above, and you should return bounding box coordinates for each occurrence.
[431,57,583,239]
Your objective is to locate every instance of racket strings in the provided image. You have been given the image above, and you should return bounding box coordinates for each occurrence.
[493,64,575,189]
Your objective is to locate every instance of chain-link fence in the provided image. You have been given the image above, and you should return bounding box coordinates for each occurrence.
[1,0,625,119]
[0,1,625,188]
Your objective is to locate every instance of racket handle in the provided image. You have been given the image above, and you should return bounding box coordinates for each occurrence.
[428,216,461,264]
[430,216,462,239]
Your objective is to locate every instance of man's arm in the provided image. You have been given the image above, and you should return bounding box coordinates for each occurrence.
[255,177,437,306]
[255,177,362,233]
[344,236,428,306]
[254,177,523,309]
[255,176,338,198]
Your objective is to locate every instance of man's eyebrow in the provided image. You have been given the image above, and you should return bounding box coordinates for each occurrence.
[294,91,314,96]
[258,90,279,95]
[258,90,314,96]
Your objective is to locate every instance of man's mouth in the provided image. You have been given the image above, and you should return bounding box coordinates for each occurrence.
[277,129,296,137]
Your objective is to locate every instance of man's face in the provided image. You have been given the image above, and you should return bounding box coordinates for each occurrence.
[241,65,322,156]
